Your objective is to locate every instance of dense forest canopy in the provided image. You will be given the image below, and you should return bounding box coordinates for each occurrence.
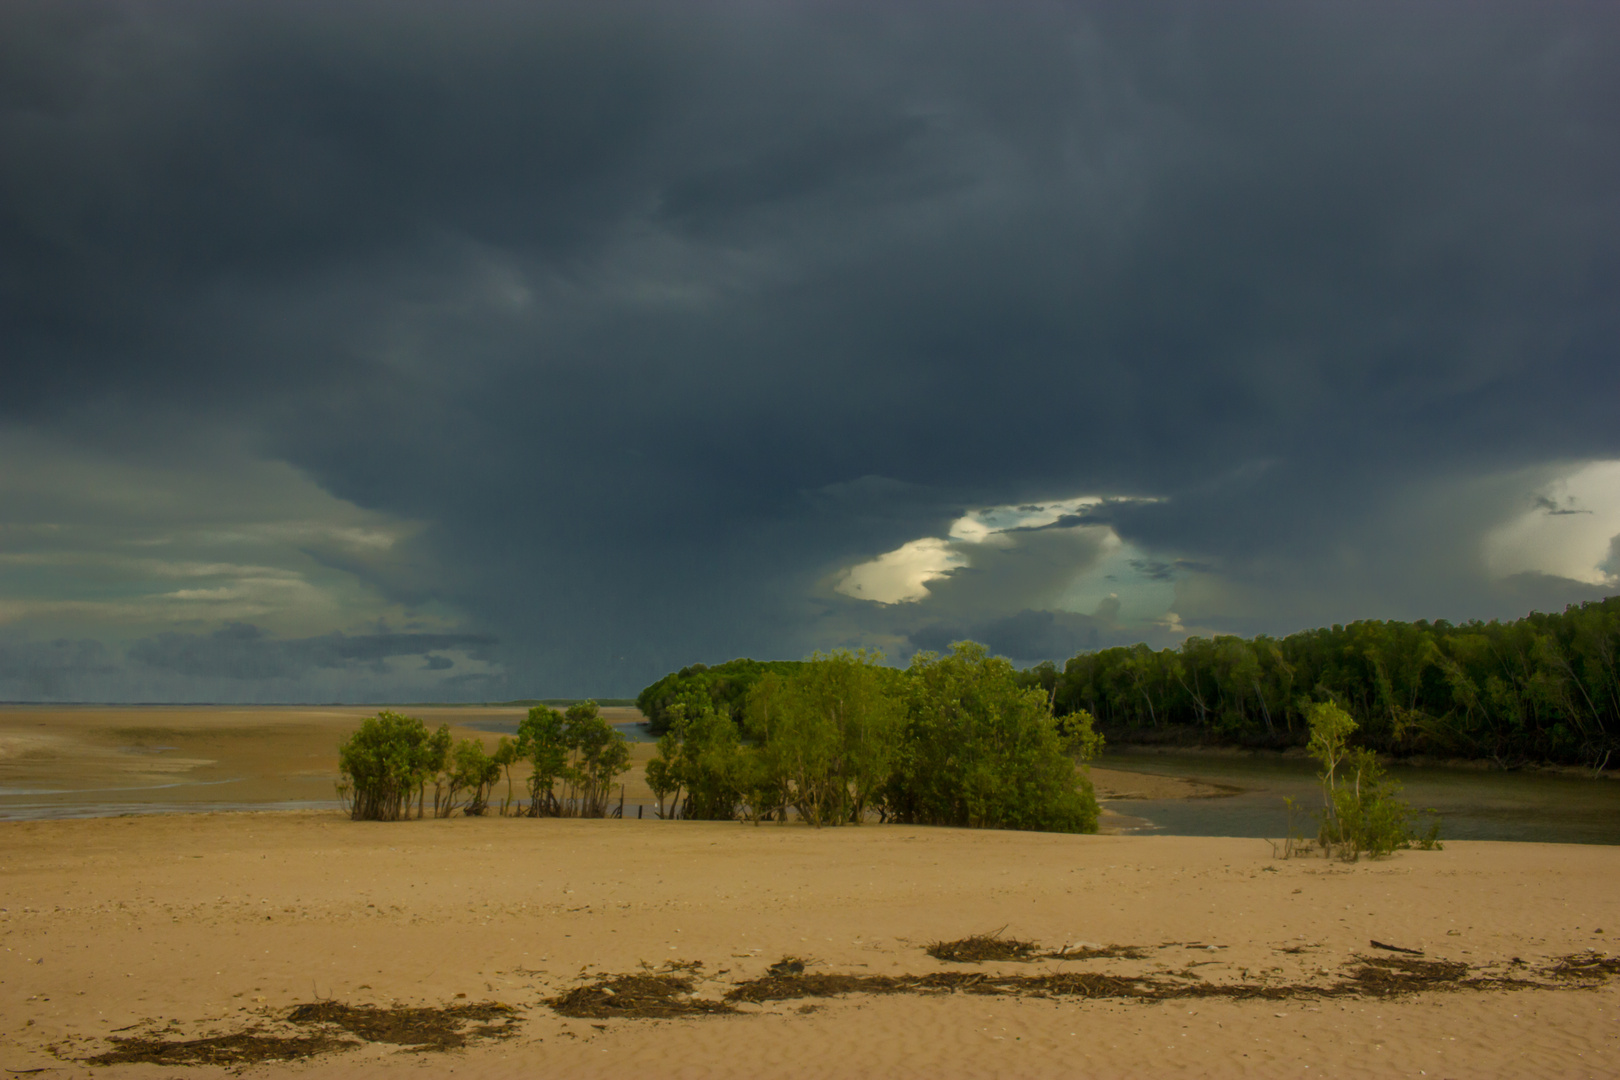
[637,658,806,736]
[643,647,1100,834]
[1022,597,1620,771]
[640,598,1620,773]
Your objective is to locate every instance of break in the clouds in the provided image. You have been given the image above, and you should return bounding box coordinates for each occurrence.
[2,1,1618,699]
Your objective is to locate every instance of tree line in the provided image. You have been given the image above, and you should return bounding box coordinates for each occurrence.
[342,644,1102,834]
[1023,596,1620,771]
[337,701,632,821]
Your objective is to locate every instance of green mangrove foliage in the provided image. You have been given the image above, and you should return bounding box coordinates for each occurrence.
[637,658,806,736]
[336,710,451,821]
[514,701,631,817]
[1043,596,1620,771]
[1306,702,1440,859]
[738,649,905,826]
[645,645,1101,833]
[445,736,505,817]
[339,702,628,821]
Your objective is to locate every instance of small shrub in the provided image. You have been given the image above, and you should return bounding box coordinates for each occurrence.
[1305,701,1442,860]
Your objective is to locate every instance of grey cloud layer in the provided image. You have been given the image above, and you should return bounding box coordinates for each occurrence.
[126,623,496,681]
[2,1,1617,697]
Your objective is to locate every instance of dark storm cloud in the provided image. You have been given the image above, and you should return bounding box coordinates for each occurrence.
[3,1,1618,696]
[126,623,496,681]
[0,638,117,699]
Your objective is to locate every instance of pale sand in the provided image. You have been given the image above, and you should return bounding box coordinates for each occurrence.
[2,813,1617,1078]
[2,708,1617,1077]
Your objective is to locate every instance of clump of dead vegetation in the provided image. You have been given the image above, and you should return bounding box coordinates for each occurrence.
[286,1000,519,1050]
[86,1031,354,1068]
[926,930,1040,963]
[927,929,1152,963]
[548,970,737,1019]
[83,999,520,1067]
[725,966,1154,1004]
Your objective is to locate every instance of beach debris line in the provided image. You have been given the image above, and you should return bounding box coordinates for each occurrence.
[82,999,521,1066]
[545,948,1619,1019]
[85,1031,356,1068]
[927,929,1152,963]
[285,1000,520,1050]
[548,972,738,1019]
[725,965,1149,1004]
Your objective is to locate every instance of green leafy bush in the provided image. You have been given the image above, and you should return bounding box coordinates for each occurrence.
[337,711,450,821]
[446,738,503,817]
[744,649,902,827]
[645,702,749,820]
[637,658,807,735]
[1307,701,1441,859]
[887,642,1099,833]
[514,701,630,817]
[644,643,1101,833]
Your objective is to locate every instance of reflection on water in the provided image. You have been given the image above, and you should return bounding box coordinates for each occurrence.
[1100,752,1620,845]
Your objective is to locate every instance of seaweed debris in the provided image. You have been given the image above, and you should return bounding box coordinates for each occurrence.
[286,1000,520,1050]
[84,1000,520,1066]
[722,960,1158,1005]
[1342,955,1469,995]
[85,1031,354,1068]
[548,973,737,1019]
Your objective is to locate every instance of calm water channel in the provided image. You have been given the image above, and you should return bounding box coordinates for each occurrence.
[1099,751,1620,845]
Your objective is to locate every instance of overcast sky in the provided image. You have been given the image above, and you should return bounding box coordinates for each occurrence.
[3,1,1617,702]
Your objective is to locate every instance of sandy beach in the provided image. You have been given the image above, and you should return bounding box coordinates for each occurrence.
[1,708,1617,1078]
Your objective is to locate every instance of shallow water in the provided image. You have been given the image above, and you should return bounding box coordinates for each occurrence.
[1099,751,1620,845]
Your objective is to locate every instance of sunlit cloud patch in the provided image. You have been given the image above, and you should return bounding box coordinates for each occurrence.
[1483,461,1620,586]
